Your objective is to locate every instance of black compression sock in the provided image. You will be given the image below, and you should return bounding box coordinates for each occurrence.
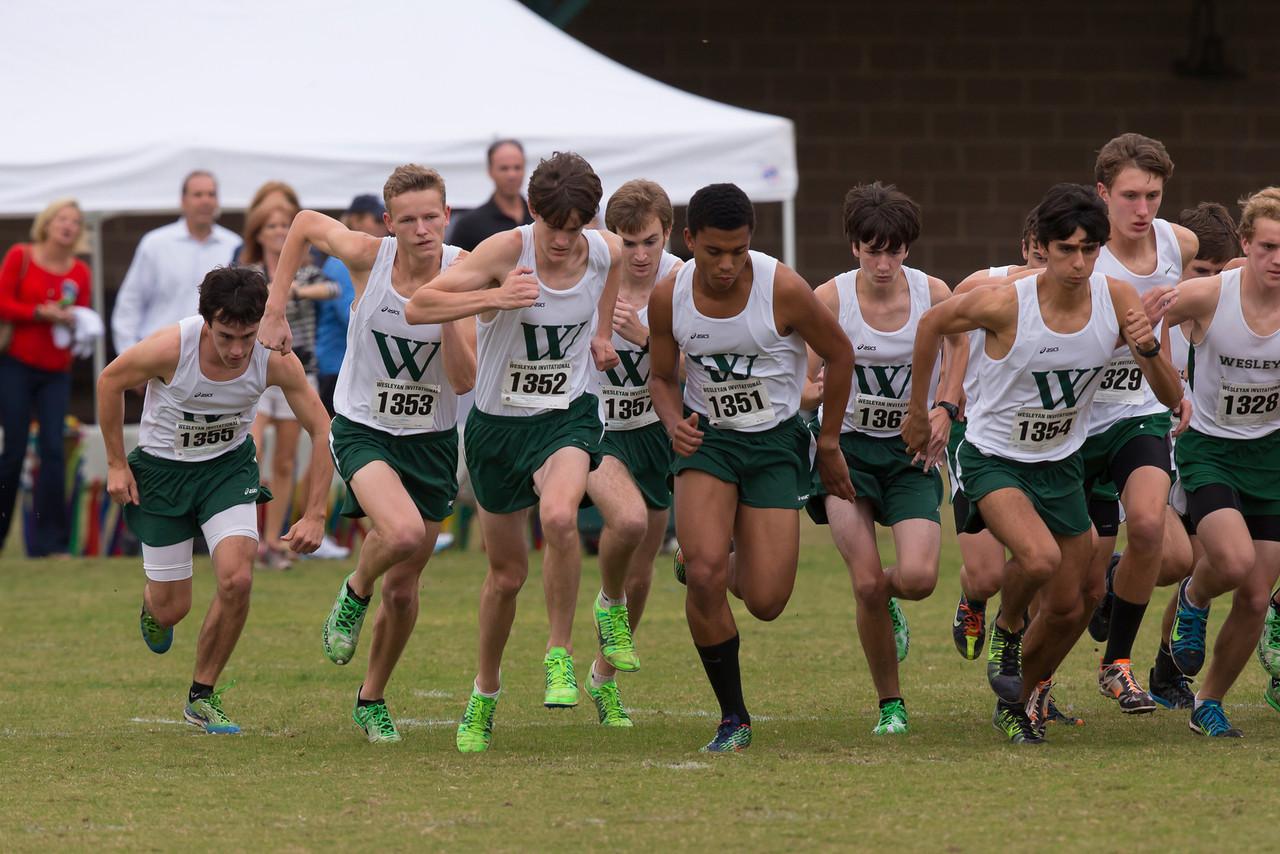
[189,681,213,703]
[347,582,371,606]
[879,696,904,709]
[1155,642,1178,681]
[356,695,381,707]
[696,634,749,725]
[1103,595,1149,664]
[968,597,987,612]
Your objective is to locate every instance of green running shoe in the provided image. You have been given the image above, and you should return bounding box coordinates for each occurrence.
[352,692,401,743]
[673,546,686,586]
[587,678,633,727]
[140,606,173,654]
[543,647,579,708]
[593,595,639,672]
[872,699,908,735]
[323,573,369,665]
[456,689,498,753]
[992,699,1043,745]
[888,597,909,662]
[1256,601,1280,678]
[184,683,240,734]
[1267,677,1280,714]
[701,717,752,752]
[986,621,1023,704]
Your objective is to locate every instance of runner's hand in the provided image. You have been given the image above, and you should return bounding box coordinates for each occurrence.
[900,404,931,460]
[258,308,292,354]
[591,336,619,371]
[912,406,950,469]
[1125,308,1157,352]
[494,267,540,310]
[1141,286,1176,327]
[282,515,325,554]
[817,443,856,502]
[801,367,824,410]
[612,298,648,347]
[1173,397,1193,437]
[670,412,703,457]
[107,463,139,506]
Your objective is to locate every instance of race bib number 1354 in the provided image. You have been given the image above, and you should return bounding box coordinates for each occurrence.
[1008,406,1077,452]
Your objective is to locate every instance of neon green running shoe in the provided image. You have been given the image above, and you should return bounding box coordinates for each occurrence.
[701,717,752,752]
[1266,677,1280,714]
[673,546,686,586]
[543,647,579,708]
[322,573,369,666]
[139,605,173,654]
[1257,602,1280,677]
[872,698,908,735]
[888,597,909,662]
[352,692,401,743]
[587,678,633,727]
[456,689,498,753]
[593,595,639,672]
[183,683,240,735]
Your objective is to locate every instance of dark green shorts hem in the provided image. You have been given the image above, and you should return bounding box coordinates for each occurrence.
[955,441,1090,536]
[1176,428,1280,514]
[807,432,941,526]
[330,416,459,522]
[671,412,812,510]
[599,421,674,510]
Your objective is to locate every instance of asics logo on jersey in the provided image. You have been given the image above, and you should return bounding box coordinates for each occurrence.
[697,353,760,382]
[372,330,441,382]
[1031,367,1104,409]
[691,333,710,340]
[379,306,401,316]
[1039,346,1060,354]
[856,344,877,351]
[194,392,213,398]
[532,302,546,308]
[521,322,590,360]
[854,364,911,399]
[605,349,648,387]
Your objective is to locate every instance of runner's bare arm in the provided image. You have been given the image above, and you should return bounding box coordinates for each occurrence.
[591,234,623,371]
[441,317,478,395]
[802,280,841,410]
[1109,279,1183,410]
[647,271,701,456]
[1171,222,1201,272]
[269,351,333,553]
[1147,275,1223,342]
[925,276,961,466]
[405,231,535,324]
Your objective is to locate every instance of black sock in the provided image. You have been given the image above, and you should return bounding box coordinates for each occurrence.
[346,582,371,606]
[968,597,987,612]
[1271,592,1280,613]
[1102,595,1149,664]
[357,695,381,707]
[878,696,904,709]
[189,681,213,703]
[696,634,749,724]
[1155,642,1178,681]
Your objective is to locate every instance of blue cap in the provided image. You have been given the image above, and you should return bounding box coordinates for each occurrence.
[345,194,385,218]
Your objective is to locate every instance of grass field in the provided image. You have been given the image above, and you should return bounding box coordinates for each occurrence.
[4,523,1277,851]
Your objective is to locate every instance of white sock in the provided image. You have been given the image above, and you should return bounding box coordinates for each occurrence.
[473,680,500,699]
[1193,694,1205,710]
[599,590,626,608]
[590,662,613,689]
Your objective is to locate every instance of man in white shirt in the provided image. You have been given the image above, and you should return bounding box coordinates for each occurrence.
[111,171,241,353]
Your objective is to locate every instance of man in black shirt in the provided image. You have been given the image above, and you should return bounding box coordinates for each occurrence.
[448,139,534,250]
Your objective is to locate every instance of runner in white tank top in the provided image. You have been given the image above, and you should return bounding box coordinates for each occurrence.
[649,182,855,752]
[904,183,1182,742]
[1081,134,1200,716]
[100,266,333,734]
[404,153,627,751]
[263,166,479,742]
[1154,197,1280,736]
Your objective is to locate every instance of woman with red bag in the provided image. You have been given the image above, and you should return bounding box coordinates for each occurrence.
[0,198,91,556]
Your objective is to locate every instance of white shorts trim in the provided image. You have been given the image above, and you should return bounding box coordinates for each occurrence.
[202,502,259,557]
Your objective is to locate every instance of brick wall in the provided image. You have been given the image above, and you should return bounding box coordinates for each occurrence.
[565,0,1280,285]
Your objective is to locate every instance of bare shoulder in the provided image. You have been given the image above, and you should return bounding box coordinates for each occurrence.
[1170,221,1200,263]
[813,277,839,312]
[925,275,952,305]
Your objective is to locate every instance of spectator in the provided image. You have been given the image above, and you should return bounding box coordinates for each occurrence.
[447,138,533,250]
[0,198,93,556]
[230,181,303,265]
[111,170,239,353]
[314,195,387,415]
[239,200,338,569]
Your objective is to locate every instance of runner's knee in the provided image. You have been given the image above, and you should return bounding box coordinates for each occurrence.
[217,568,253,600]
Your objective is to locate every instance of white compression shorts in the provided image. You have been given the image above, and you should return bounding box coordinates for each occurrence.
[141,502,260,582]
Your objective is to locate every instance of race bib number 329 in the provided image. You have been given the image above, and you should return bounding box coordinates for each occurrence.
[1094,356,1145,405]
[503,359,571,409]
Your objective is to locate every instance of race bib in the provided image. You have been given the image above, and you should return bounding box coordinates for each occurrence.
[1009,406,1078,452]
[601,385,658,431]
[372,378,439,430]
[174,413,241,458]
[853,394,908,432]
[1218,380,1280,427]
[1094,356,1145,405]
[503,359,571,409]
[704,378,775,429]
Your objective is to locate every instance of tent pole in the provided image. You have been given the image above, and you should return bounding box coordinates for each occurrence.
[782,197,796,269]
[89,213,107,421]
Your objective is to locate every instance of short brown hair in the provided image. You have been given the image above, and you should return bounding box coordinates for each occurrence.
[238,201,298,266]
[528,152,602,229]
[842,182,921,251]
[1239,187,1280,242]
[199,266,268,328]
[1179,202,1239,263]
[1094,133,1174,189]
[382,164,447,211]
[605,179,673,234]
[181,170,216,196]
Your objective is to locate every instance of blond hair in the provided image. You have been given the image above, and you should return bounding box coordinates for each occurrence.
[605,179,673,235]
[1239,187,1280,241]
[382,164,447,211]
[30,198,89,254]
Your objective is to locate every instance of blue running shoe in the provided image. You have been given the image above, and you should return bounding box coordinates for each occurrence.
[1189,699,1242,738]
[184,684,241,735]
[701,717,752,753]
[140,606,173,654]
[1170,578,1209,677]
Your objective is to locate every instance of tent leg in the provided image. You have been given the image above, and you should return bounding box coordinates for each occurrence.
[89,213,107,421]
[782,197,796,270]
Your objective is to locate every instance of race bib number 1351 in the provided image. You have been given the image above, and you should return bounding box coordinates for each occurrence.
[704,378,774,429]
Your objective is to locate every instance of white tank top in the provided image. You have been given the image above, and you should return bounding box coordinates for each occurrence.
[965,274,1118,462]
[1188,268,1280,440]
[474,224,610,416]
[674,251,805,433]
[1088,218,1183,434]
[1169,322,1192,390]
[988,264,1012,278]
[962,265,1018,412]
[835,266,937,437]
[137,315,270,461]
[593,251,680,432]
[334,238,463,434]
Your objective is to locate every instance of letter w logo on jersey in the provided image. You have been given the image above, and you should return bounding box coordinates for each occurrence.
[521,322,589,361]
[1031,367,1103,409]
[605,349,648,387]
[699,353,759,382]
[854,364,912,399]
[372,331,441,381]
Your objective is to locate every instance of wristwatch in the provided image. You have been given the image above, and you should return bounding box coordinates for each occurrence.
[1136,341,1161,358]
[933,401,959,421]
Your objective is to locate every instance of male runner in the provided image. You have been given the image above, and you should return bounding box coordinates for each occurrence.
[806,182,953,735]
[405,152,622,752]
[581,179,683,727]
[259,165,478,743]
[649,183,855,752]
[1156,188,1280,736]
[99,266,331,734]
[903,183,1182,743]
[1079,134,1198,715]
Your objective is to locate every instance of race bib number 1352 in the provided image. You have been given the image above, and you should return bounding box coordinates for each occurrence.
[503,359,571,409]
